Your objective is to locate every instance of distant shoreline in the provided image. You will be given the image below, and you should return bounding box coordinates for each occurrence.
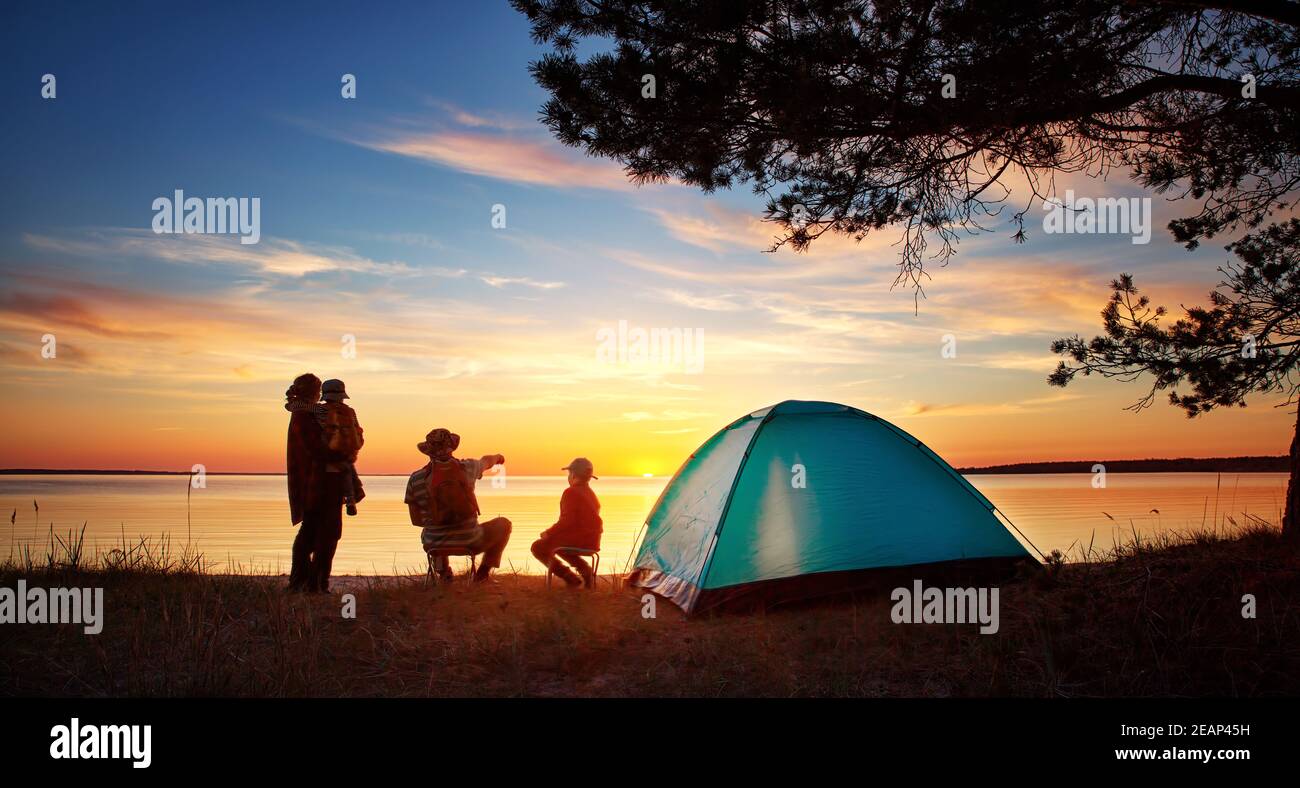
[0,455,1290,476]
[954,455,1288,474]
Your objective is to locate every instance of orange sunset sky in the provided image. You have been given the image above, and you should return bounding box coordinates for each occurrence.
[2,199,1291,478]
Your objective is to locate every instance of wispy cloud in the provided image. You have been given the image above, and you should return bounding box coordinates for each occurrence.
[651,289,746,312]
[901,392,1083,418]
[0,290,172,341]
[479,275,565,290]
[961,352,1062,373]
[421,99,531,132]
[354,130,635,191]
[620,409,712,422]
[644,203,898,260]
[350,230,448,251]
[24,230,422,278]
[0,338,97,367]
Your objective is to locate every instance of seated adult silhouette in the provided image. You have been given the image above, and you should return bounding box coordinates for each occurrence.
[405,427,510,583]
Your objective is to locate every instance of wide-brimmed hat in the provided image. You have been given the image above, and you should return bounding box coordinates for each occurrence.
[417,428,460,456]
[321,379,349,401]
[562,457,598,479]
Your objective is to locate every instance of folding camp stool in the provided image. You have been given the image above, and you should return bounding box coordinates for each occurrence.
[426,547,477,586]
[545,546,601,589]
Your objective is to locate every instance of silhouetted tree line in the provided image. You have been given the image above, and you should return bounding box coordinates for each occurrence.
[958,456,1289,475]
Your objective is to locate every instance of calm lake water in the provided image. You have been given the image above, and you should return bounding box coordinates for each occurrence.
[0,473,1288,575]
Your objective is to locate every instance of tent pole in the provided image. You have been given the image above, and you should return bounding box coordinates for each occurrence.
[620,520,648,576]
[624,441,714,584]
[993,506,1047,562]
[691,410,775,610]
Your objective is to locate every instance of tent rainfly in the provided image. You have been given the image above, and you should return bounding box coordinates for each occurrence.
[627,401,1038,613]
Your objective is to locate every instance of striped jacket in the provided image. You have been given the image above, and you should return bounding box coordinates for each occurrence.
[405,458,484,550]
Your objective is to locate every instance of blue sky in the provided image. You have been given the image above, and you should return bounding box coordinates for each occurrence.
[3,1,553,266]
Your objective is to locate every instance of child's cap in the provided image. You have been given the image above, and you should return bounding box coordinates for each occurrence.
[561,457,598,479]
[321,379,349,401]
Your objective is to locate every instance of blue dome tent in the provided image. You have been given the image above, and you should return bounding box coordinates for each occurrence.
[627,401,1039,613]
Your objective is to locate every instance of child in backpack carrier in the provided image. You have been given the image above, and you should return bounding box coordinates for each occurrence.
[317,379,365,516]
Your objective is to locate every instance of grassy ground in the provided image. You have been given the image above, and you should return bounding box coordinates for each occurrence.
[1,524,1298,697]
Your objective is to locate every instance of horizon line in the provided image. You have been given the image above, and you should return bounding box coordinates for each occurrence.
[0,454,1288,477]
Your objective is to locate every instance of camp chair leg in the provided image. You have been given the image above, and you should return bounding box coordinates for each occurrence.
[427,550,479,587]
[427,553,455,587]
[544,557,567,589]
[547,548,601,590]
